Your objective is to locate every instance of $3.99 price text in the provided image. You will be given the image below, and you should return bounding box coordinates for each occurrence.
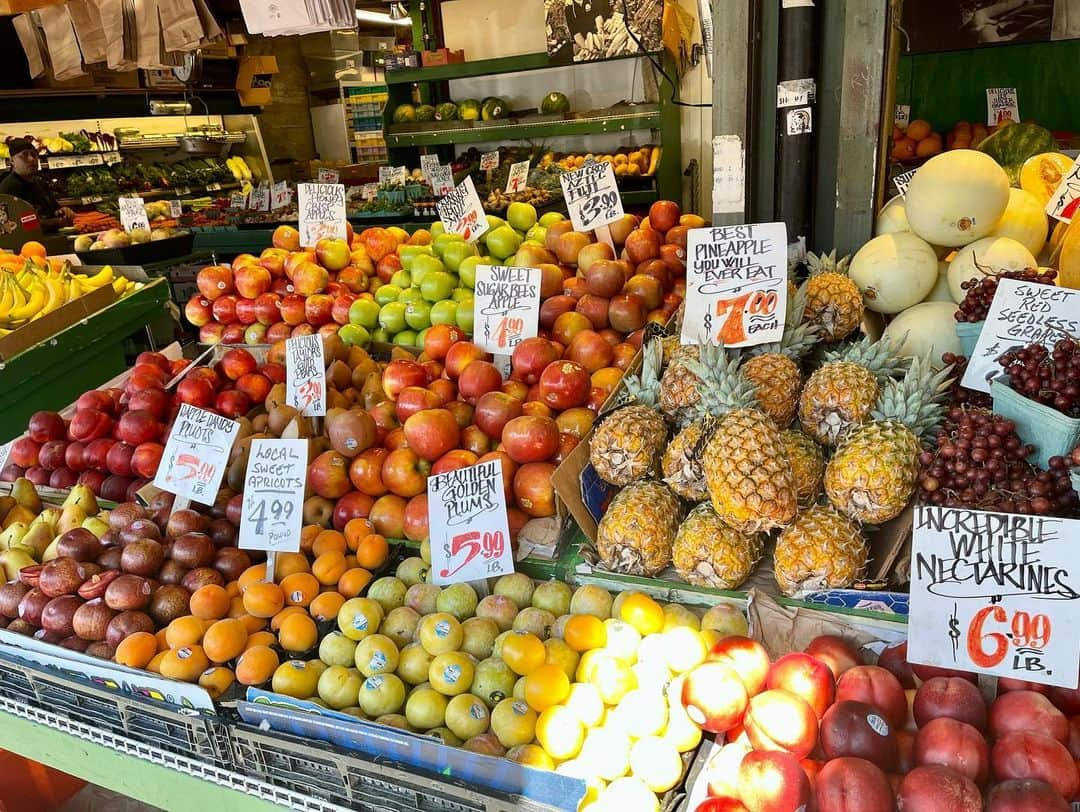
[962,604,1053,676]
[440,529,506,580]
[579,190,619,230]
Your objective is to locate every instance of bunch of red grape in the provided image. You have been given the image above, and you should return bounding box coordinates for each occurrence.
[940,352,991,409]
[997,338,1080,417]
[919,406,1079,516]
[955,268,1057,323]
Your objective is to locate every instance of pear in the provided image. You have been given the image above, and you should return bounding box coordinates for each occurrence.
[0,522,29,551]
[63,484,98,515]
[19,523,53,559]
[10,478,41,513]
[3,505,36,530]
[33,508,60,534]
[81,516,110,539]
[0,548,35,581]
[0,495,16,523]
[57,504,88,535]
[41,537,60,562]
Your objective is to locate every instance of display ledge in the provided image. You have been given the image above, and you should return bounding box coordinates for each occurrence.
[117,133,247,151]
[60,182,240,208]
[384,50,660,85]
[0,153,122,171]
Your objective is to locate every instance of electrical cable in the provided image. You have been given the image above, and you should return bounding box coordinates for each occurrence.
[619,0,712,108]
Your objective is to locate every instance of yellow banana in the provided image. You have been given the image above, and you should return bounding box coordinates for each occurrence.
[8,280,46,322]
[38,277,65,316]
[0,275,14,315]
[81,265,114,289]
[66,277,81,301]
[8,278,27,309]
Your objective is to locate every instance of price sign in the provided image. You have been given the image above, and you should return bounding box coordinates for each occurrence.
[420,153,441,179]
[154,404,240,506]
[505,160,530,194]
[1045,155,1080,223]
[0,440,12,473]
[560,161,624,233]
[681,222,788,347]
[249,185,270,212]
[229,191,248,209]
[271,181,289,210]
[473,264,541,353]
[176,187,191,196]
[962,278,1080,394]
[168,200,183,218]
[361,183,378,201]
[297,183,347,246]
[893,168,917,198]
[909,505,1080,689]
[207,183,222,192]
[428,164,455,196]
[238,439,307,553]
[118,196,149,232]
[480,150,500,171]
[378,165,407,184]
[894,104,911,128]
[986,87,1019,126]
[436,176,489,243]
[427,458,514,585]
[286,333,327,416]
[317,167,340,184]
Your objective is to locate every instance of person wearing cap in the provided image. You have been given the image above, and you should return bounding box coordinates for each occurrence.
[0,138,74,232]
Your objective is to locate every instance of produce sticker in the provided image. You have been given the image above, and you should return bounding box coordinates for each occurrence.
[962,278,1080,394]
[908,505,1080,689]
[297,183,347,246]
[680,222,788,347]
[437,175,489,243]
[1044,155,1080,223]
[427,458,514,585]
[560,161,624,233]
[505,160,530,194]
[285,333,327,416]
[154,404,240,506]
[238,439,306,553]
[473,264,541,354]
[986,87,1019,127]
[118,196,149,232]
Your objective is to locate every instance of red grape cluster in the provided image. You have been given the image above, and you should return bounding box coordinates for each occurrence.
[955,268,1057,323]
[998,338,1080,417]
[941,352,991,409]
[919,406,1079,516]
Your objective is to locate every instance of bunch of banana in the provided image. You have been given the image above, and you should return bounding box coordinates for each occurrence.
[0,263,128,332]
[226,155,253,181]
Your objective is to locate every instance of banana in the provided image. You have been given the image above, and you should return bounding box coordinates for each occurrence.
[80,265,113,289]
[8,280,46,322]
[7,278,28,310]
[38,277,65,316]
[0,276,15,315]
[66,277,81,302]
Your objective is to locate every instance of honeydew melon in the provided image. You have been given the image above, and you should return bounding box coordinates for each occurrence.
[849,231,939,314]
[905,150,1010,247]
[987,187,1048,257]
[875,195,909,236]
[921,261,954,303]
[882,301,963,363]
[946,236,1037,303]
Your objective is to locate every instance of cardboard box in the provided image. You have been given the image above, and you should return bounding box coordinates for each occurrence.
[236,56,278,107]
[0,283,117,362]
[421,48,465,67]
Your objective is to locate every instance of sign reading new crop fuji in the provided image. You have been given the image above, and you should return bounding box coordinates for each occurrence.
[473,265,541,353]
[154,404,240,505]
[238,439,306,553]
[437,176,488,243]
[505,160,530,193]
[297,183,347,246]
[680,222,788,347]
[962,278,1080,394]
[428,458,514,585]
[560,161,624,233]
[118,196,149,232]
[909,505,1080,689]
[285,334,327,416]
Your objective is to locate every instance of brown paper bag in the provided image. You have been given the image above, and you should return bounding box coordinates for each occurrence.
[12,14,46,79]
[192,0,223,43]
[135,0,165,68]
[92,0,136,71]
[37,5,86,81]
[158,0,203,52]
[67,0,109,65]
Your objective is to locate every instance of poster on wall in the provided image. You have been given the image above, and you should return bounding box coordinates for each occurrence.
[901,0,1061,53]
[544,0,662,65]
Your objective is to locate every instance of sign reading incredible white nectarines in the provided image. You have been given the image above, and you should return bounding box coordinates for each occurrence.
[909,505,1080,689]
[297,183,347,246]
[560,161,623,233]
[154,404,240,506]
[680,222,788,348]
[473,264,541,354]
[239,439,306,553]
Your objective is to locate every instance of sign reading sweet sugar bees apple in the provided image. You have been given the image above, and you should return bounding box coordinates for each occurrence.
[297,183,347,246]
[680,222,788,347]
[154,404,240,506]
[473,265,541,354]
[908,505,1080,689]
[238,439,307,553]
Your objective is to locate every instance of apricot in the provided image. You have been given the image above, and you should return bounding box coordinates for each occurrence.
[278,612,318,654]
[897,764,980,811]
[242,582,285,618]
[272,552,310,579]
[312,529,347,557]
[991,731,1079,800]
[355,533,389,570]
[310,591,346,622]
[836,665,908,729]
[312,551,348,586]
[165,615,206,649]
[237,564,268,591]
[270,605,307,632]
[743,689,818,760]
[146,650,167,674]
[279,572,320,607]
[912,717,989,784]
[338,567,373,598]
[159,645,210,682]
[114,632,158,669]
[189,584,230,620]
[203,617,249,663]
[814,757,894,812]
[913,677,987,732]
[237,613,267,634]
[235,644,280,686]
[988,690,1068,743]
[198,666,236,700]
[244,630,277,650]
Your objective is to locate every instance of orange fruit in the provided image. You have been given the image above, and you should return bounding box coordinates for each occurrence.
[620,593,665,636]
[279,572,320,607]
[228,596,247,618]
[198,666,236,700]
[278,612,318,654]
[19,241,46,259]
[272,552,311,580]
[564,615,607,653]
[502,632,547,676]
[155,627,169,652]
[115,632,157,669]
[344,518,374,551]
[159,645,210,683]
[310,591,346,622]
[237,613,268,634]
[245,630,277,650]
[225,581,241,599]
[203,618,248,663]
[523,663,571,712]
[165,615,206,649]
[238,564,268,591]
[338,567,373,598]
[271,605,307,632]
[243,582,285,618]
[300,524,321,554]
[235,645,279,686]
[344,554,360,570]
[146,650,168,674]
[906,119,932,141]
[355,533,389,570]
[312,551,348,586]
[190,584,231,620]
[313,529,347,557]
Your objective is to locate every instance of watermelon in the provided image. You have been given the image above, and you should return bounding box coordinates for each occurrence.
[457,99,481,121]
[540,91,570,115]
[392,103,416,123]
[481,97,509,121]
[976,122,1057,185]
[415,104,436,122]
[435,102,458,121]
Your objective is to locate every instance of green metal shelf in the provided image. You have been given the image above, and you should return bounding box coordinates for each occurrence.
[385,53,553,84]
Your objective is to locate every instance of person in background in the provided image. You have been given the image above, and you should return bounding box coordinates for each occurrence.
[0,138,73,232]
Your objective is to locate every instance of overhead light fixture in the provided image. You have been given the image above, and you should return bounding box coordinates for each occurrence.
[355,8,412,25]
[389,2,409,20]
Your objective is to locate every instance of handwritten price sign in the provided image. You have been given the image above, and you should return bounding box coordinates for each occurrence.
[154,405,240,506]
[271,181,289,210]
[986,87,1019,127]
[118,196,149,232]
[473,265,541,353]
[298,183,347,246]
[238,439,306,553]
[285,334,327,416]
[436,176,489,243]
[560,161,624,233]
[480,150,500,171]
[428,457,514,584]
[505,160,530,194]
[909,505,1080,689]
[317,167,340,184]
[680,222,788,347]
[249,185,270,212]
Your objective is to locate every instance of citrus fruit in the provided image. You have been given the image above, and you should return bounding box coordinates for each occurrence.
[523,663,570,712]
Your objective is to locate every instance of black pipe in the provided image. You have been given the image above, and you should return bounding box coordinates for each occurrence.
[775,1,818,250]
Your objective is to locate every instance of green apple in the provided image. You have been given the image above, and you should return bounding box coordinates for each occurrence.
[539,211,565,227]
[394,329,420,348]
[411,254,445,287]
[485,215,506,232]
[525,225,547,244]
[430,299,458,325]
[485,226,522,261]
[451,288,474,302]
[374,284,402,306]
[398,244,433,271]
[379,301,408,333]
[432,232,464,259]
[458,255,482,288]
[391,270,413,289]
[506,201,537,232]
[455,299,475,333]
[348,298,381,328]
[404,299,432,330]
[430,221,446,237]
[397,286,424,304]
[338,324,371,347]
[416,327,429,347]
[372,327,390,343]
[421,271,457,303]
[442,240,478,273]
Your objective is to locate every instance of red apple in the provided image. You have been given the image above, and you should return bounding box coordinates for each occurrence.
[234,297,258,325]
[380,448,430,498]
[199,323,226,345]
[331,490,374,531]
[307,451,352,499]
[538,361,590,410]
[474,391,523,439]
[444,342,485,380]
[511,338,561,386]
[458,361,503,405]
[211,294,238,324]
[196,265,233,301]
[253,293,282,325]
[394,387,442,424]
[500,415,559,464]
[305,294,334,326]
[316,238,350,271]
[184,295,213,327]
[215,390,252,419]
[402,409,460,462]
[648,200,681,233]
[234,264,271,299]
[383,359,429,399]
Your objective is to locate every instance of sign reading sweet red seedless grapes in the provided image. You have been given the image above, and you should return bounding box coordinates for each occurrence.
[680,222,788,348]
[238,439,306,553]
[154,404,240,505]
[908,505,1080,689]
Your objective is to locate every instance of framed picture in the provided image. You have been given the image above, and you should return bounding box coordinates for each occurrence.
[901,0,1055,53]
[545,0,662,65]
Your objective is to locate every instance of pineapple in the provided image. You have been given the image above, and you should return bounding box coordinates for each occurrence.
[689,352,798,534]
[658,343,704,427]
[773,504,868,595]
[798,336,908,446]
[662,419,708,501]
[596,480,682,576]
[589,340,668,486]
[742,288,819,426]
[781,430,824,508]
[801,250,863,341]
[825,355,952,524]
[673,503,763,589]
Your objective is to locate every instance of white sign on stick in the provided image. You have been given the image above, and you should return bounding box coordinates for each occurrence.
[298,183,347,246]
[428,164,455,196]
[285,333,327,416]
[271,181,289,210]
[249,185,270,212]
[436,176,488,243]
[473,264,541,354]
[154,404,240,506]
[986,87,1019,126]
[427,458,514,585]
[1045,155,1080,223]
[909,505,1080,689]
[168,200,183,218]
[680,222,788,348]
[238,439,306,553]
[420,153,440,179]
[505,160,530,193]
[229,191,248,209]
[480,150,500,171]
[118,196,149,232]
[559,161,624,233]
[962,278,1080,393]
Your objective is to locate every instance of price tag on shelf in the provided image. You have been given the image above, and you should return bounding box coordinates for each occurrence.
[680,222,788,348]
[473,264,541,354]
[104,152,122,165]
[428,164,454,196]
[908,505,1080,689]
[238,439,307,553]
[176,187,191,196]
[118,196,149,232]
[560,161,624,233]
[480,150,500,171]
[436,176,489,243]
[154,404,240,506]
[229,191,248,209]
[428,457,514,585]
[285,333,327,416]
[505,159,530,194]
[249,185,270,212]
[986,87,1019,127]
[894,104,911,128]
[297,182,347,246]
[361,183,378,201]
[317,167,340,184]
[46,156,76,169]
[0,441,12,473]
[80,196,103,205]
[271,181,289,210]
[420,153,440,180]
[207,183,222,192]
[168,200,183,218]
[893,168,917,198]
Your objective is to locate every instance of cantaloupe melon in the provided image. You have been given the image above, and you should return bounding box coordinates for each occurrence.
[1056,218,1080,289]
[849,231,939,314]
[1019,152,1073,207]
[988,188,1048,257]
[945,236,1037,302]
[882,301,963,363]
[904,150,1010,247]
[875,196,909,236]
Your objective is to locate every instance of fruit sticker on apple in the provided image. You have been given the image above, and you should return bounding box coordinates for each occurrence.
[297,183,347,247]
[437,176,489,243]
[427,457,514,585]
[680,221,788,348]
[238,439,307,553]
[153,404,240,506]
[285,334,327,417]
[560,160,624,234]
[473,265,541,355]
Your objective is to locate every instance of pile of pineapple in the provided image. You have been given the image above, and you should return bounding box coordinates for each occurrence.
[588,253,953,596]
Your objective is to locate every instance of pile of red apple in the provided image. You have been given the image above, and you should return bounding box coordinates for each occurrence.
[2,348,280,499]
[684,634,1080,811]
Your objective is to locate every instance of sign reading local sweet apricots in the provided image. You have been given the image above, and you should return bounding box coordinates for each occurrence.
[909,505,1080,689]
[238,439,307,553]
[680,222,788,348]
[473,264,541,354]
[154,404,240,506]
